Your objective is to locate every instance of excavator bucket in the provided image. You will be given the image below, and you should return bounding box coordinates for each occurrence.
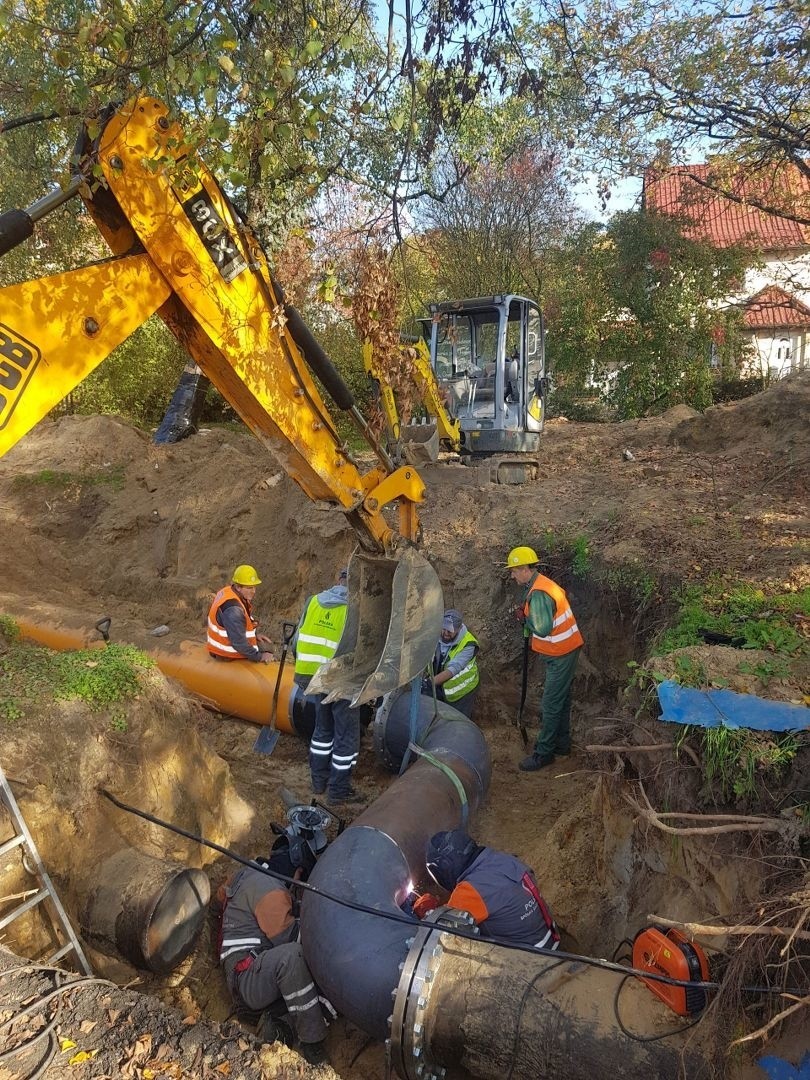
[400,423,440,465]
[307,547,443,707]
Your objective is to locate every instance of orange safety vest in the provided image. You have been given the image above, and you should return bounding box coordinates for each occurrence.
[207,585,259,659]
[523,574,584,658]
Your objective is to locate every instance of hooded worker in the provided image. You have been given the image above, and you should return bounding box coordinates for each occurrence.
[207,565,275,664]
[506,545,584,771]
[217,835,331,1066]
[292,568,365,807]
[419,829,560,950]
[428,608,480,719]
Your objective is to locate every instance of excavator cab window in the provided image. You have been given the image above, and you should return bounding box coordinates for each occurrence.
[433,314,472,380]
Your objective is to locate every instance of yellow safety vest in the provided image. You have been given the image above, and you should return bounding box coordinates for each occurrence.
[294,595,347,676]
[441,630,480,702]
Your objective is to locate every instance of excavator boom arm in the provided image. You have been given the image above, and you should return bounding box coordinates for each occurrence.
[0,97,444,704]
[0,98,424,554]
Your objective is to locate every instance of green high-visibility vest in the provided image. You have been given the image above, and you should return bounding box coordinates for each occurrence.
[441,630,480,702]
[294,595,347,676]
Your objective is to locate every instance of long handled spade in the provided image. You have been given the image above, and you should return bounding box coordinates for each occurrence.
[253,621,297,756]
[513,635,530,749]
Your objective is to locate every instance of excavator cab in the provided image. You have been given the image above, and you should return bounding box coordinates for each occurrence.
[420,295,547,480]
[0,96,442,704]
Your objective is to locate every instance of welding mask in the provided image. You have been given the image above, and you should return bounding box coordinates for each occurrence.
[425,830,478,892]
[257,833,317,883]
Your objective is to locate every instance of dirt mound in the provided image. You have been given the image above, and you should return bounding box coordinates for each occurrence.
[646,643,809,703]
[0,946,328,1079]
[670,370,810,455]
[0,637,253,972]
[0,413,150,473]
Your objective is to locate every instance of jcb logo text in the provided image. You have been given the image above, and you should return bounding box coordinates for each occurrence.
[0,324,41,431]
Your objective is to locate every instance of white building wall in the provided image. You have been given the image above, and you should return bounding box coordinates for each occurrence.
[722,248,810,377]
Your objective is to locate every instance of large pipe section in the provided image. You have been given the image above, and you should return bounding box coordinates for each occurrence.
[79,850,210,974]
[304,690,709,1079]
[301,690,491,1041]
[14,616,316,739]
[391,923,708,1080]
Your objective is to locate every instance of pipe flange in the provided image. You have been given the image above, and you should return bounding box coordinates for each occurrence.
[372,688,405,769]
[390,907,479,1080]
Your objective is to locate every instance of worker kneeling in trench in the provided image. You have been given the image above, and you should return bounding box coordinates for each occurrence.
[216,834,333,1067]
[413,829,560,950]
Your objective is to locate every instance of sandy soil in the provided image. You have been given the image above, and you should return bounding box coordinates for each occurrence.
[0,373,808,1075]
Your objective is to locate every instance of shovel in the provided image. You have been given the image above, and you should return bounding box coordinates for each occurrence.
[513,635,530,749]
[253,620,297,756]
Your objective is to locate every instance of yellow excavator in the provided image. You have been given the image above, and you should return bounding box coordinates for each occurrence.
[363,297,548,483]
[0,96,442,706]
[361,337,461,465]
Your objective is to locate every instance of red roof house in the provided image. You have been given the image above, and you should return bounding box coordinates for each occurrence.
[643,164,810,250]
[643,164,810,375]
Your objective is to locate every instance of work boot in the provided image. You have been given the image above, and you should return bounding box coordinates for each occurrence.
[299,1040,329,1066]
[256,1011,295,1047]
[311,780,326,796]
[519,752,555,772]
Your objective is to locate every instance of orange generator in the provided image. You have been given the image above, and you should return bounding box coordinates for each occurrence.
[632,926,710,1017]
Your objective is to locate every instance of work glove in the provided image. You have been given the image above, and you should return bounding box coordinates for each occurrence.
[513,605,525,625]
[413,893,441,919]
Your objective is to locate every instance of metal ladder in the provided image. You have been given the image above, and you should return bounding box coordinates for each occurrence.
[0,764,92,974]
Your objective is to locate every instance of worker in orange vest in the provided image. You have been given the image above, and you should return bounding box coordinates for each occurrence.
[207,564,275,664]
[506,546,584,771]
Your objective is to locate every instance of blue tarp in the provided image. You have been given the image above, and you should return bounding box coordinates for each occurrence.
[657,680,810,732]
[756,1052,810,1080]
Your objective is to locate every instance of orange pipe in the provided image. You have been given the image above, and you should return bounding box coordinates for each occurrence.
[15,617,296,734]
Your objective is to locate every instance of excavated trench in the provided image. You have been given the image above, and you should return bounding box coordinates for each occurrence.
[1,566,777,1080]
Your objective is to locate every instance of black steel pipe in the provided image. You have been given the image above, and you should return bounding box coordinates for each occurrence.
[79,849,210,974]
[373,689,479,773]
[391,926,710,1080]
[304,690,710,1080]
[300,696,490,1041]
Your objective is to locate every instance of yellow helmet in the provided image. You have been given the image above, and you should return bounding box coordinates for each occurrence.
[232,564,262,586]
[505,546,539,569]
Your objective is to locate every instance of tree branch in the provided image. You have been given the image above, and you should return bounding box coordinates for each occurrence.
[648,914,810,944]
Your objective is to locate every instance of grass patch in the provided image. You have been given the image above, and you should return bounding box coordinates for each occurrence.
[12,465,126,492]
[655,582,809,656]
[0,638,153,723]
[604,563,657,606]
[535,528,598,581]
[637,581,808,807]
[0,614,20,641]
[700,727,801,802]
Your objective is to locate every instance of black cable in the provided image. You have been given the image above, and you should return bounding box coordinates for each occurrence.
[613,974,702,1043]
[611,938,634,962]
[0,968,61,1065]
[505,960,566,1080]
[98,788,810,998]
[0,964,114,1080]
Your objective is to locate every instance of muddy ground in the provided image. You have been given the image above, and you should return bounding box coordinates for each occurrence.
[0,373,808,1077]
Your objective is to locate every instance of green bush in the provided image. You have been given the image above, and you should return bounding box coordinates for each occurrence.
[712,376,765,404]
